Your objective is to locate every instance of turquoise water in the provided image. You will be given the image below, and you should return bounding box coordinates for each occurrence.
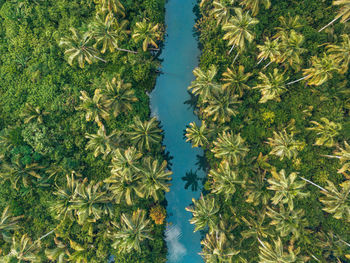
[150,0,203,262]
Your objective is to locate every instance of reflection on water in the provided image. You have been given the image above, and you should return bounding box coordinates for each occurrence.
[165,224,187,262]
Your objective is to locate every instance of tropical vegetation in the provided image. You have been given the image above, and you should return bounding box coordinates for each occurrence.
[0,0,169,262]
[186,0,350,261]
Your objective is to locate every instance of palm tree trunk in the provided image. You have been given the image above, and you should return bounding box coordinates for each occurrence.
[344,17,350,23]
[26,229,55,252]
[257,57,264,65]
[116,47,138,54]
[94,55,107,63]
[232,52,240,64]
[286,75,309,85]
[337,235,350,247]
[321,154,341,159]
[39,229,55,241]
[318,16,340,32]
[299,176,328,192]
[257,237,267,249]
[228,44,235,54]
[310,254,321,262]
[263,61,272,69]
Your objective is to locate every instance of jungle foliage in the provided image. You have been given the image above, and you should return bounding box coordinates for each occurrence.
[0,0,169,262]
[186,0,350,262]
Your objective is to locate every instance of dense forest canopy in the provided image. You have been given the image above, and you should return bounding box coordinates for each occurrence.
[185,0,350,262]
[0,0,170,262]
[2,0,350,262]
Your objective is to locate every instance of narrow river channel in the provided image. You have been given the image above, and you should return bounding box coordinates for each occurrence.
[150,0,203,262]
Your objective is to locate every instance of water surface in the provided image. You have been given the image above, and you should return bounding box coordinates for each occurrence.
[150,0,203,262]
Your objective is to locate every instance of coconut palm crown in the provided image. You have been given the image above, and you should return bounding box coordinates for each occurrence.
[222,8,259,53]
[212,132,249,164]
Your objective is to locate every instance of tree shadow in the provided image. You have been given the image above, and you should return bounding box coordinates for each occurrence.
[181,169,203,192]
[195,153,209,172]
[183,90,198,111]
[163,150,174,170]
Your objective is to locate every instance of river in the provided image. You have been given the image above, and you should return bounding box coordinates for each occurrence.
[150,0,203,262]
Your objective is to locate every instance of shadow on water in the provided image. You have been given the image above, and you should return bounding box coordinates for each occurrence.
[184,90,198,111]
[195,153,209,172]
[181,169,203,192]
[163,150,174,170]
[150,0,203,261]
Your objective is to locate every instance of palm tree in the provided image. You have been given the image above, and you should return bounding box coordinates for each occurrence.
[245,170,270,206]
[186,194,220,233]
[274,15,303,38]
[59,27,104,68]
[307,117,342,147]
[319,0,350,32]
[326,34,350,73]
[319,180,350,222]
[200,231,240,262]
[279,30,305,71]
[256,38,282,66]
[50,173,79,221]
[76,89,110,127]
[188,65,220,101]
[221,65,252,97]
[45,237,70,263]
[138,157,172,201]
[185,121,209,148]
[202,88,241,123]
[127,116,162,152]
[301,53,339,86]
[255,152,273,172]
[110,147,142,174]
[0,160,43,190]
[240,0,271,16]
[0,206,23,242]
[316,231,350,261]
[68,239,89,263]
[210,0,234,25]
[132,18,162,51]
[222,8,259,54]
[267,169,309,210]
[104,169,143,206]
[266,130,302,160]
[20,103,49,124]
[258,237,301,263]
[205,122,230,141]
[325,141,350,173]
[3,234,41,262]
[70,181,113,224]
[266,205,307,240]
[100,76,138,117]
[209,160,245,201]
[97,0,125,17]
[85,127,118,159]
[212,132,249,164]
[253,69,288,103]
[241,212,272,244]
[88,13,132,54]
[110,209,153,253]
